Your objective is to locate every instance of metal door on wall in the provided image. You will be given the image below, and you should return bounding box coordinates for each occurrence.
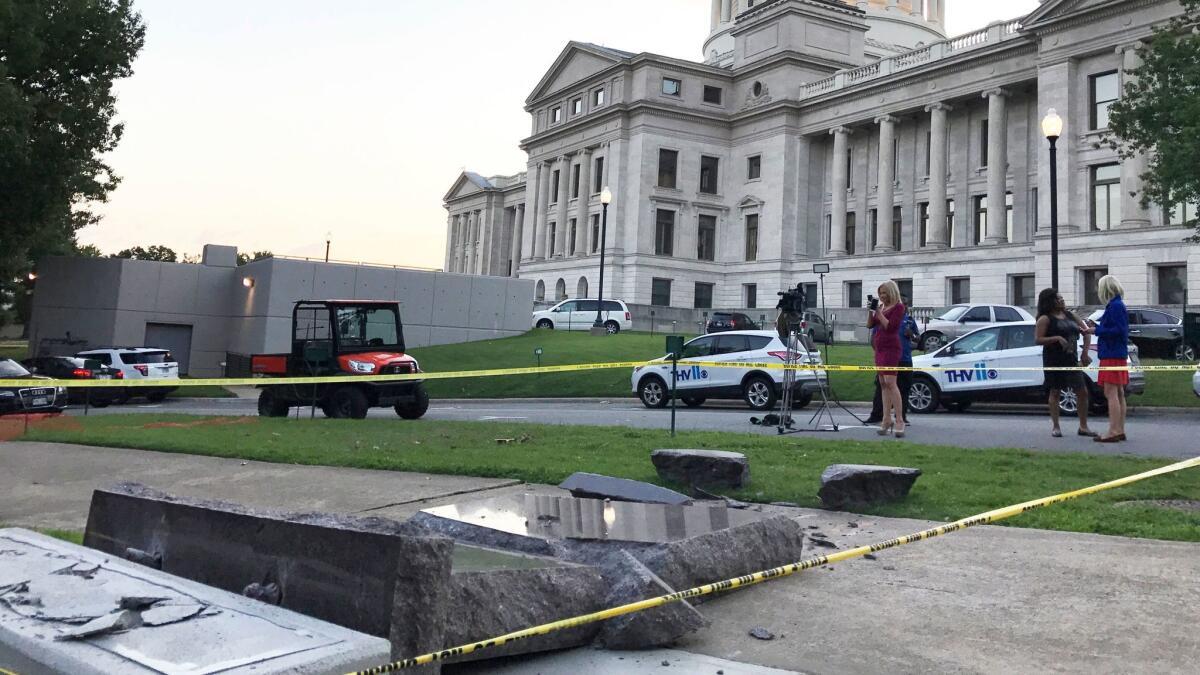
[144,323,193,375]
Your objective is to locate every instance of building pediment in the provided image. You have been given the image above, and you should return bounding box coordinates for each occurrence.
[443,171,495,203]
[738,196,766,210]
[526,42,632,106]
[1020,0,1133,32]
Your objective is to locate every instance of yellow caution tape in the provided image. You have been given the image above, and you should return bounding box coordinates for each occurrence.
[0,360,1192,389]
[352,454,1200,674]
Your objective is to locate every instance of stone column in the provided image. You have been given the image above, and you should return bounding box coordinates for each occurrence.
[443,215,453,271]
[523,164,541,262]
[711,0,721,30]
[925,103,951,248]
[1119,44,1151,228]
[576,147,593,257]
[536,162,552,259]
[554,155,572,257]
[829,127,851,255]
[461,211,474,274]
[720,0,731,23]
[983,89,1009,244]
[927,0,940,24]
[479,208,493,275]
[510,204,524,277]
[454,215,465,273]
[875,115,898,252]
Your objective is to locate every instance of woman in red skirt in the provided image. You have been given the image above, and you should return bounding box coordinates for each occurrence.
[1092,275,1129,443]
[867,280,906,438]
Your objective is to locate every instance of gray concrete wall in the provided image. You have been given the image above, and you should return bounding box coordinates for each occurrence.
[30,253,535,377]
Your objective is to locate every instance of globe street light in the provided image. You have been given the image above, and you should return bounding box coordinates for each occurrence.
[1042,108,1063,290]
[593,187,613,330]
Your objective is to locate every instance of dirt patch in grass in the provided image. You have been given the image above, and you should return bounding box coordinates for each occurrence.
[0,414,83,441]
[143,416,258,430]
[1116,499,1200,513]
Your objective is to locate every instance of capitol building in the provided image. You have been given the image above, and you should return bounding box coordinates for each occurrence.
[443,0,1197,313]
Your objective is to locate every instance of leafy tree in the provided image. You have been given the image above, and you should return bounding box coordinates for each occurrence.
[112,245,178,262]
[1106,0,1200,238]
[238,250,274,266]
[0,0,144,328]
[74,243,104,257]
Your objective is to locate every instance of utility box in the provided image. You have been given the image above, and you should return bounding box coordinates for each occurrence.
[1183,311,1200,351]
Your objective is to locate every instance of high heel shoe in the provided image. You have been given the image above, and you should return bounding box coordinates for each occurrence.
[877,425,893,436]
[894,429,906,439]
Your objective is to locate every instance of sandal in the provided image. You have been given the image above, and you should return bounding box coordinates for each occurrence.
[1051,429,1063,438]
[1094,435,1122,443]
[1077,429,1098,438]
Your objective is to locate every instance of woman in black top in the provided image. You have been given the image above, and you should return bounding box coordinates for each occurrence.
[1034,288,1096,438]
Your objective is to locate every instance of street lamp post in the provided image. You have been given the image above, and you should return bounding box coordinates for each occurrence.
[1042,109,1064,290]
[593,187,613,330]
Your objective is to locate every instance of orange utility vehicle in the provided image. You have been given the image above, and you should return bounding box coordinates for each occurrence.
[251,300,429,419]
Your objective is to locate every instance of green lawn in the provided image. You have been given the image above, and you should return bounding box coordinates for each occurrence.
[21,415,1200,542]
[0,340,26,360]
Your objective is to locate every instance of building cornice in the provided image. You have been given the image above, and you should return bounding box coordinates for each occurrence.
[1020,0,1164,36]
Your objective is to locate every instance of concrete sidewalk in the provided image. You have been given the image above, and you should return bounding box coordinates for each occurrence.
[2,441,1197,674]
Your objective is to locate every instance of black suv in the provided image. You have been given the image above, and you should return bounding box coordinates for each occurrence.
[22,356,123,407]
[706,312,759,333]
[0,358,65,415]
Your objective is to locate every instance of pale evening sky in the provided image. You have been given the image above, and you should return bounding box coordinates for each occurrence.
[86,0,1041,268]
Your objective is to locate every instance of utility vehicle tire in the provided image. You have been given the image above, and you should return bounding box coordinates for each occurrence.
[258,389,290,417]
[329,386,369,419]
[395,384,431,420]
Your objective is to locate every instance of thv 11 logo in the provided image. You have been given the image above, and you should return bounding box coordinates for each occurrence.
[946,361,999,383]
[674,366,710,382]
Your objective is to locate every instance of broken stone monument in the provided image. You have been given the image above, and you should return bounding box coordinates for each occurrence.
[818,464,922,510]
[558,472,693,505]
[651,449,751,489]
[0,528,390,675]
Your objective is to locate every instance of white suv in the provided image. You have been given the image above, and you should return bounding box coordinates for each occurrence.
[533,299,632,334]
[631,330,825,411]
[76,348,180,403]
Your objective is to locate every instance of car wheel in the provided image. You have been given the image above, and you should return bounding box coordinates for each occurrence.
[145,390,169,403]
[112,390,131,405]
[394,384,430,420]
[257,389,290,417]
[605,320,620,335]
[682,397,706,408]
[328,387,369,419]
[536,319,554,330]
[921,333,947,352]
[794,392,814,409]
[1175,341,1196,362]
[1057,388,1080,416]
[907,377,940,414]
[638,377,669,409]
[743,375,777,411]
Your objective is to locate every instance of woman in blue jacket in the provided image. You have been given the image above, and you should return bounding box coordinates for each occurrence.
[1093,275,1129,443]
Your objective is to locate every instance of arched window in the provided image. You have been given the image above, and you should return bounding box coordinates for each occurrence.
[577,276,589,299]
[535,280,546,302]
[555,278,567,301]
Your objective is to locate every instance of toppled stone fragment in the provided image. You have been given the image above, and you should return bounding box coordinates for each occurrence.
[597,551,708,650]
[142,603,206,626]
[748,626,775,640]
[55,610,141,641]
[244,582,282,605]
[559,473,691,505]
[651,449,750,490]
[124,547,162,569]
[119,596,166,610]
[817,464,922,510]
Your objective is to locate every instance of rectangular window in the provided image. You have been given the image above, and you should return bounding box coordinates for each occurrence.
[551,170,560,203]
[651,278,672,307]
[893,205,903,251]
[700,155,720,194]
[548,222,556,254]
[697,214,716,261]
[1011,275,1035,306]
[1157,265,1187,305]
[1090,71,1119,130]
[551,107,562,124]
[694,283,714,309]
[591,214,600,253]
[950,277,971,305]
[1091,163,1121,230]
[919,202,930,247]
[568,218,577,255]
[655,209,675,256]
[1081,267,1109,305]
[571,164,581,199]
[846,212,857,256]
[658,149,678,189]
[745,284,757,309]
[1168,200,1198,226]
[662,77,682,96]
[896,279,913,305]
[846,281,863,308]
[747,155,761,180]
[572,98,582,116]
[703,85,723,105]
[745,213,759,261]
[947,199,957,248]
[593,157,605,194]
[592,88,606,107]
[973,195,987,245]
[980,119,989,168]
[803,283,817,309]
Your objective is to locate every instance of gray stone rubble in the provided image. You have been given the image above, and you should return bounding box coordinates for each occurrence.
[817,464,922,509]
[651,449,751,489]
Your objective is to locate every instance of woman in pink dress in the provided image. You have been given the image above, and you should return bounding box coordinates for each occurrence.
[867,280,906,438]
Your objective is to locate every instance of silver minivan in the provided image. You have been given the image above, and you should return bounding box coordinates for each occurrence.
[532,299,633,334]
[917,304,1034,352]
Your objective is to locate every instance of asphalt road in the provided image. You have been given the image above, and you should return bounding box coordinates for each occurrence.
[66,396,1200,459]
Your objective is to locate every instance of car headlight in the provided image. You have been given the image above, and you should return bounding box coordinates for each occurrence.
[347,360,376,374]
[410,359,421,373]
[57,386,67,395]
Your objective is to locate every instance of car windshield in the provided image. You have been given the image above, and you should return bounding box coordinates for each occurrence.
[335,306,402,350]
[121,351,173,364]
[937,306,968,321]
[0,359,30,377]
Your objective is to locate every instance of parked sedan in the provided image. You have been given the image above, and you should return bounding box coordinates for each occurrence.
[22,356,124,407]
[918,304,1034,352]
[1087,307,1193,361]
[0,358,66,415]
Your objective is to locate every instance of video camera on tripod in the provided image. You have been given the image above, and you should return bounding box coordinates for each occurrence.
[776,284,808,314]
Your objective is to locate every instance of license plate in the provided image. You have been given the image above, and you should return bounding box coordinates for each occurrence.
[32,397,48,406]
[96,374,112,380]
